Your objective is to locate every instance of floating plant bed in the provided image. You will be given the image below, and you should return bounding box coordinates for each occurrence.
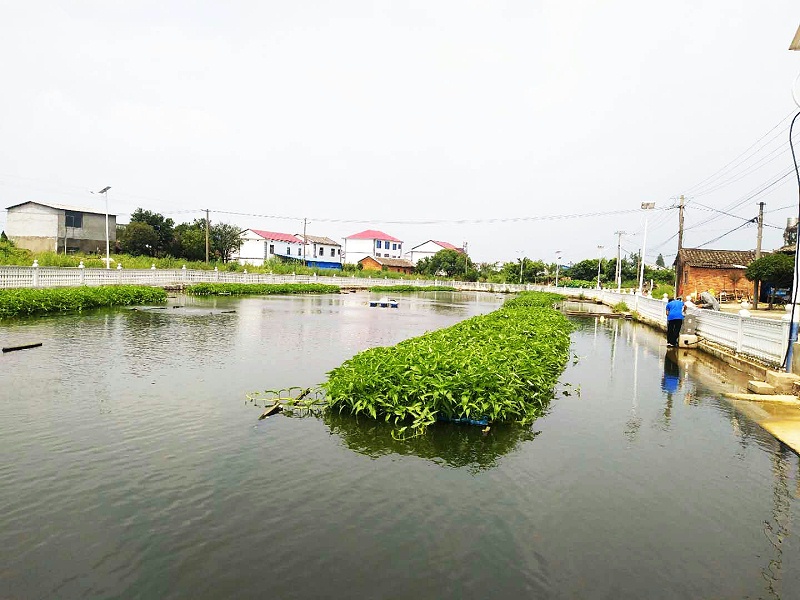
[321,292,572,436]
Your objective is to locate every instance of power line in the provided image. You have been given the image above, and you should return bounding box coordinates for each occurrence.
[683,110,796,195]
[208,207,666,226]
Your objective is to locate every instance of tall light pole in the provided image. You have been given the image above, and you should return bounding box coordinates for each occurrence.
[517,249,525,284]
[554,250,562,288]
[614,230,625,292]
[596,245,604,289]
[638,202,655,294]
[98,186,111,269]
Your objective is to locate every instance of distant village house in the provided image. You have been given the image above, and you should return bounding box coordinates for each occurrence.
[5,201,116,254]
[675,248,756,300]
[235,229,342,268]
[235,229,304,266]
[406,240,465,265]
[344,230,403,265]
[358,256,415,274]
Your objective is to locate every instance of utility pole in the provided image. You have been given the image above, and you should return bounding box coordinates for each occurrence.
[614,231,625,292]
[638,202,656,294]
[302,218,308,266]
[677,195,685,252]
[753,201,765,309]
[205,209,210,264]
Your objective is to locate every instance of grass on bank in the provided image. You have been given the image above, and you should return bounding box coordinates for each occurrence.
[0,285,167,318]
[322,291,572,436]
[185,283,340,296]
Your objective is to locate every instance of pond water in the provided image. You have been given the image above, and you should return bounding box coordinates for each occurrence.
[1,292,799,599]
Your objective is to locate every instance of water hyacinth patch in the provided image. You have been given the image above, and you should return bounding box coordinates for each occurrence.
[322,292,571,435]
[368,285,456,293]
[0,285,167,318]
[186,283,340,296]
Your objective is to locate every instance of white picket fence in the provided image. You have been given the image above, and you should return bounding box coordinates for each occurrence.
[539,285,790,368]
[0,265,791,367]
[0,265,530,293]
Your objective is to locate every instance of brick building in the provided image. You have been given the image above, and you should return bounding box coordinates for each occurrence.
[358,256,414,274]
[674,248,756,299]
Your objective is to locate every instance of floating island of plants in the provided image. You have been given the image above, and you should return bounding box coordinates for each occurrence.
[253,292,573,437]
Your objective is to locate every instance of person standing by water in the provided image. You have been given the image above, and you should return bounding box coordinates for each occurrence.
[665,295,686,347]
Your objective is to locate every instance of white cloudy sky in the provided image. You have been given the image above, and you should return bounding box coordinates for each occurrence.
[1,1,799,265]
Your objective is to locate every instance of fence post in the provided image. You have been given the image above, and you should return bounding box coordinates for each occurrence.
[736,315,744,353]
[151,264,157,285]
[78,260,85,286]
[32,259,39,287]
[182,265,187,283]
[116,263,122,284]
[214,266,219,282]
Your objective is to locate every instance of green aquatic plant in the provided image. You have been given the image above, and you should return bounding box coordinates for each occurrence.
[612,301,629,313]
[0,285,167,318]
[368,285,456,293]
[322,291,571,436]
[185,283,340,296]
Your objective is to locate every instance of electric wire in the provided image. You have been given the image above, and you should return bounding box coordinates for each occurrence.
[683,110,796,196]
[782,111,800,368]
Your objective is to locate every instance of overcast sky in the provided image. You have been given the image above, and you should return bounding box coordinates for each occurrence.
[1,1,799,265]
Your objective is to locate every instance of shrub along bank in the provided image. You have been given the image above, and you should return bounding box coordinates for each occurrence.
[185,283,340,296]
[0,285,167,318]
[322,291,571,436]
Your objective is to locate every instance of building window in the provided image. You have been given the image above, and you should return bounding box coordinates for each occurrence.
[338,249,341,255]
[317,246,323,257]
[287,246,291,255]
[384,253,389,257]
[297,248,302,256]
[269,244,274,255]
[684,271,688,284]
[65,211,83,228]
[330,248,335,257]
[392,243,397,250]
[376,240,382,249]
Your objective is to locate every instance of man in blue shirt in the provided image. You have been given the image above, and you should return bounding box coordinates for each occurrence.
[665,296,686,347]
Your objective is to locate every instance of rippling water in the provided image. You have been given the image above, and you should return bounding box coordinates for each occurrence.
[0,293,798,599]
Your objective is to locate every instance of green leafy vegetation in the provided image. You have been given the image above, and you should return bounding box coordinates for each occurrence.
[322,292,571,436]
[185,283,340,296]
[612,301,629,313]
[368,285,456,293]
[0,285,167,318]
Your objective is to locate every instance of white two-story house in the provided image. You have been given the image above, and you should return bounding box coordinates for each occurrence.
[235,229,304,266]
[295,234,342,268]
[343,229,403,265]
[405,240,465,265]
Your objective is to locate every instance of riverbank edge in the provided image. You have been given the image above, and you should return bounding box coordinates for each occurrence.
[559,292,800,454]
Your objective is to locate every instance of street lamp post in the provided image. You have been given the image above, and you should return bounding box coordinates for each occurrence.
[98,186,111,269]
[554,250,562,288]
[596,245,604,289]
[638,202,655,294]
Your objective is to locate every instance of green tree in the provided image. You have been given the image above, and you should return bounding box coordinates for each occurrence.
[173,220,207,261]
[656,253,665,267]
[119,222,159,256]
[0,231,8,242]
[415,249,472,278]
[129,208,175,256]
[211,223,243,263]
[746,253,793,306]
